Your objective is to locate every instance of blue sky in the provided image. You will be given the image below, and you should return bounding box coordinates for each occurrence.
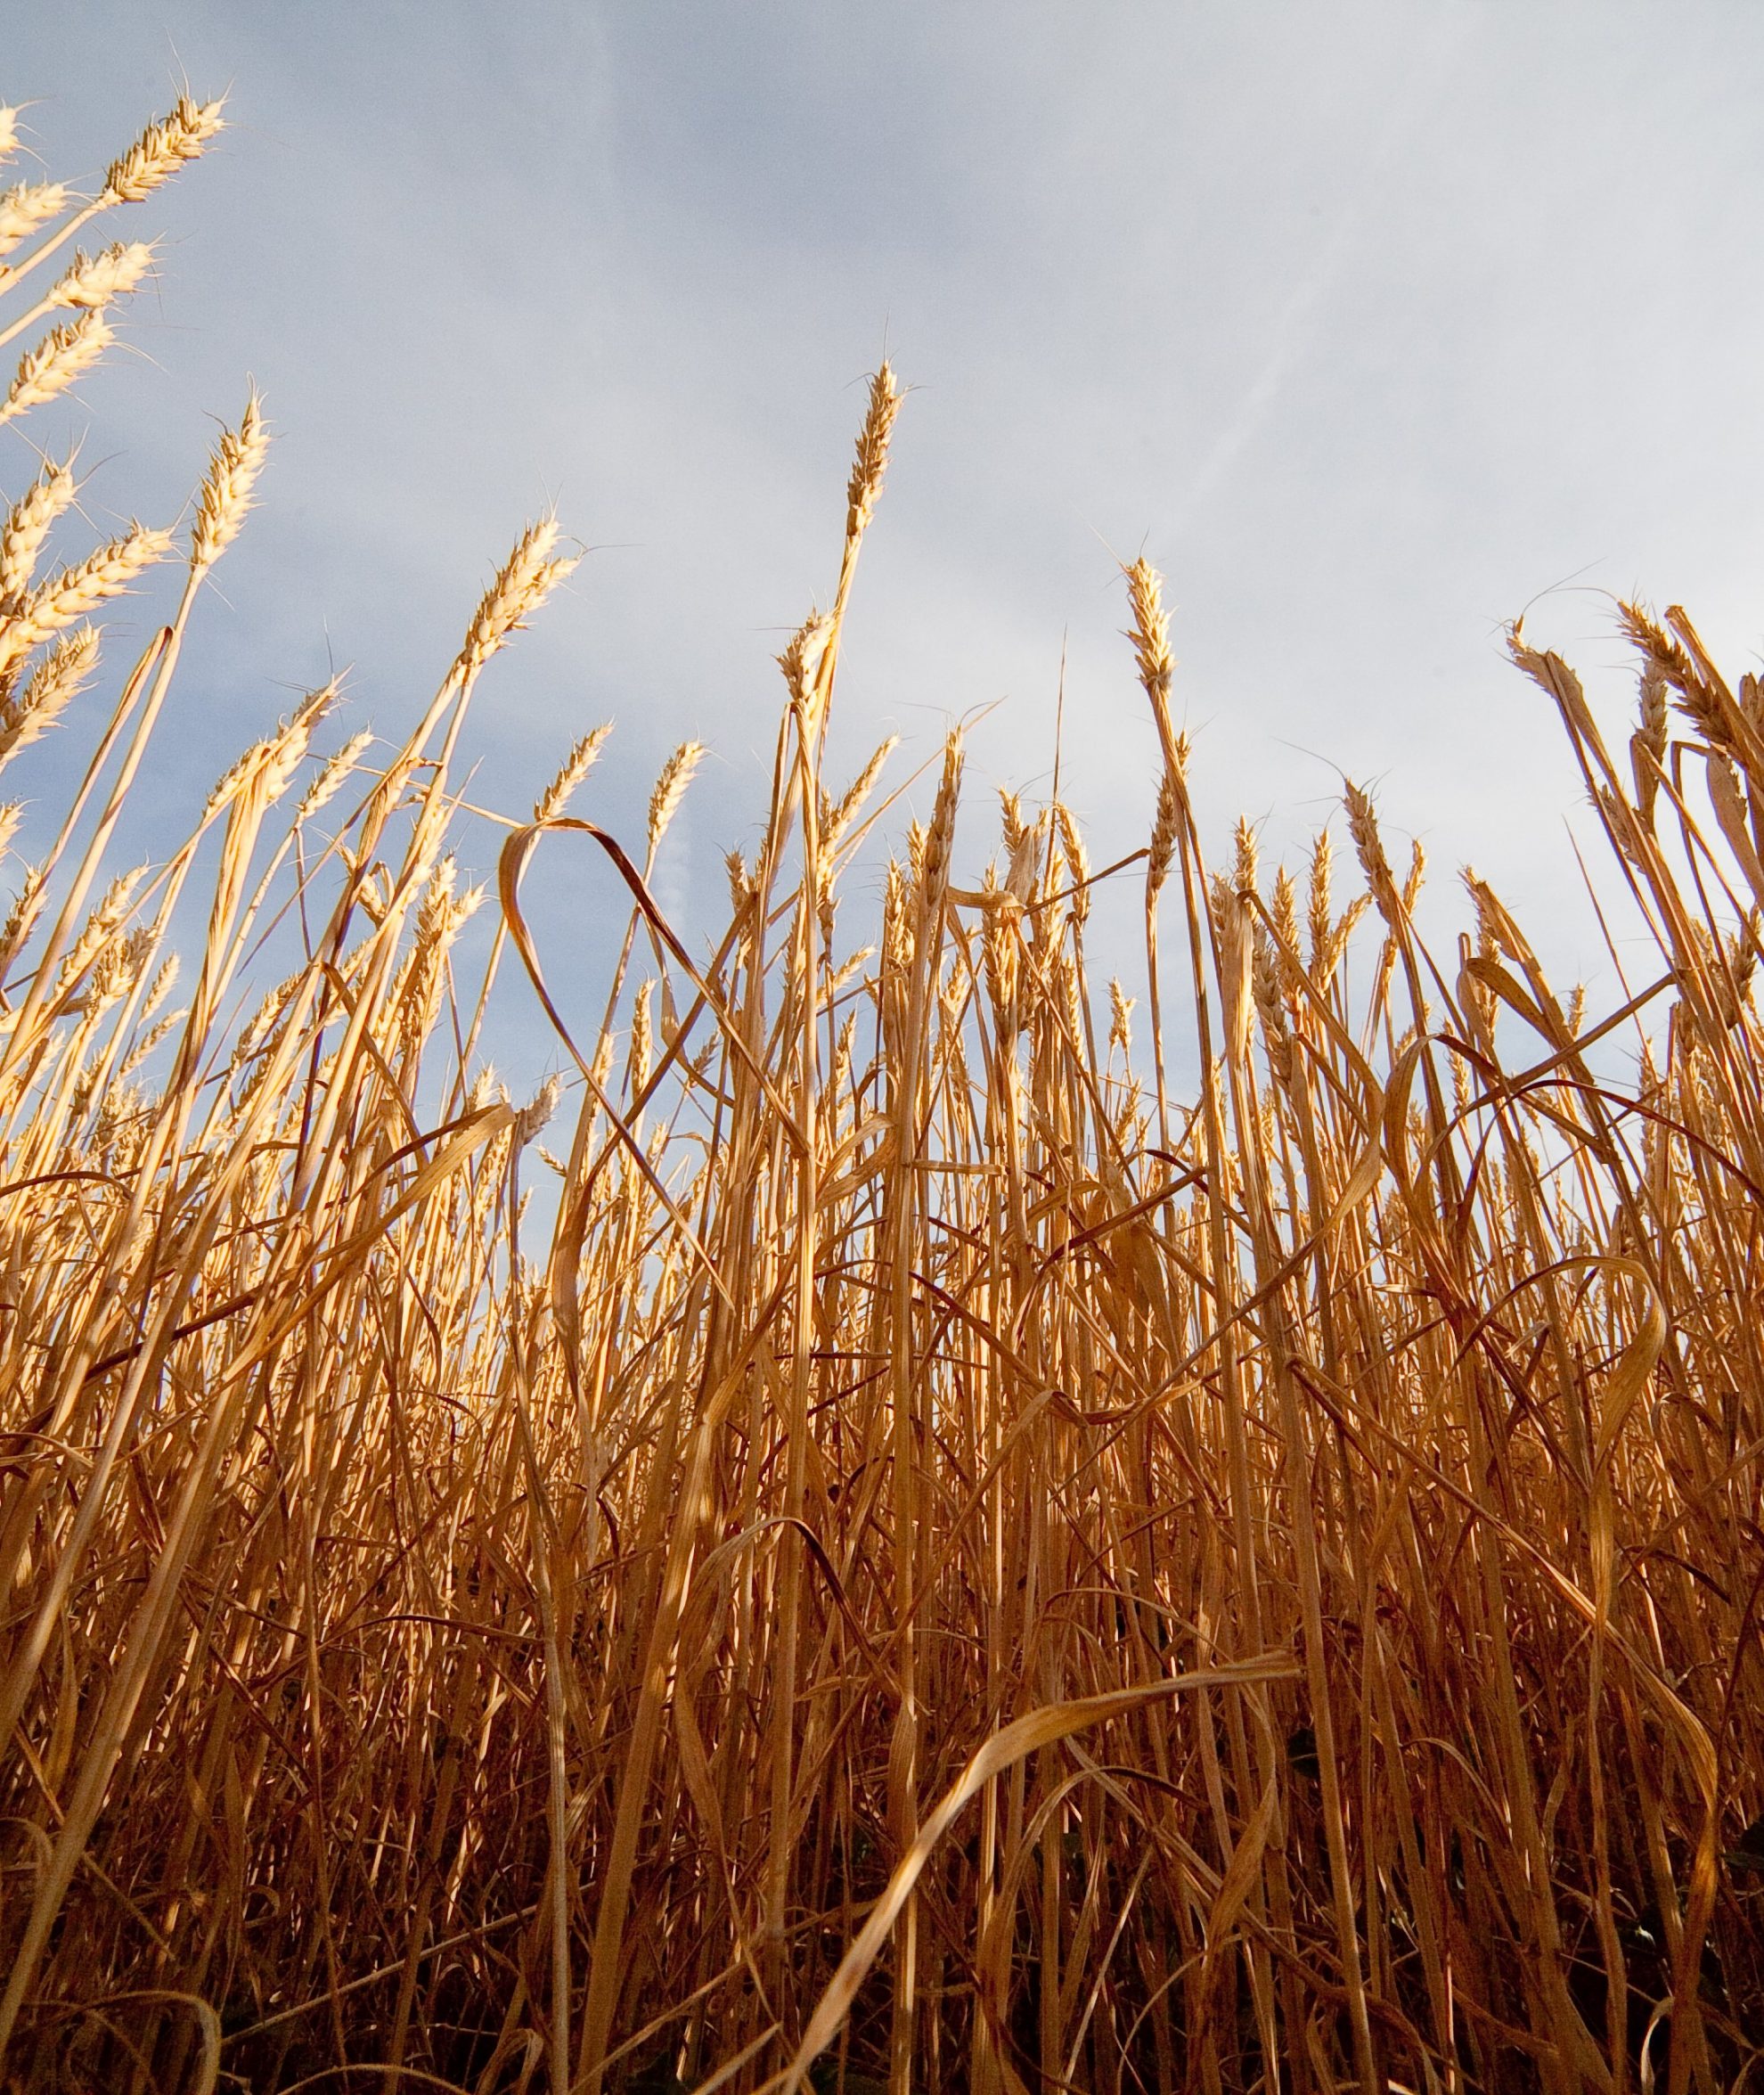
[8,4,1764,1077]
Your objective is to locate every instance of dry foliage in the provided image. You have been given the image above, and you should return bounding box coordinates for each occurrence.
[0,90,1760,2095]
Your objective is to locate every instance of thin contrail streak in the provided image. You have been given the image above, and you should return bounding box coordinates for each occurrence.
[1172,16,1471,533]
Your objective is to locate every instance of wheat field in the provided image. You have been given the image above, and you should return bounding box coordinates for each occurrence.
[0,92,1759,2095]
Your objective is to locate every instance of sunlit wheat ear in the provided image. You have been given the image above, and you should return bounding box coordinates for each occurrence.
[845,359,902,544]
[0,525,173,675]
[296,729,374,822]
[0,453,78,601]
[627,980,654,1094]
[1450,896,1491,1081]
[512,1072,562,1153]
[1251,923,1293,1084]
[1511,624,1613,765]
[202,688,332,820]
[395,857,482,1064]
[410,855,470,958]
[0,184,67,262]
[1056,942,1084,1041]
[1401,837,1425,913]
[826,1009,857,1099]
[1123,556,1172,693]
[1123,554,1177,757]
[1057,805,1090,926]
[87,925,153,1012]
[0,860,45,970]
[919,730,963,918]
[99,96,225,206]
[1594,781,1651,875]
[1147,766,1180,898]
[0,110,18,165]
[453,516,579,686]
[1306,827,1334,970]
[724,847,752,915]
[0,625,99,769]
[135,953,178,1029]
[645,740,703,863]
[1465,869,1538,974]
[231,963,300,1070]
[587,1027,617,1099]
[48,241,155,311]
[878,855,907,969]
[1322,892,1371,986]
[1343,779,1399,925]
[191,392,270,573]
[261,687,335,802]
[1631,661,1670,825]
[826,946,872,1003]
[1107,978,1133,1057]
[118,1010,181,1084]
[0,312,114,424]
[823,735,897,854]
[1231,815,1259,897]
[1211,872,1254,1066]
[982,889,1019,1038]
[778,610,836,730]
[1270,865,1300,968]
[55,865,148,996]
[534,723,611,822]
